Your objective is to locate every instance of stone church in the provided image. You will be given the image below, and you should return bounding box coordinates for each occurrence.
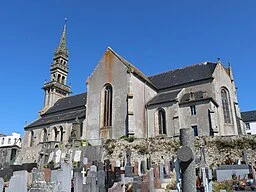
[17,23,244,164]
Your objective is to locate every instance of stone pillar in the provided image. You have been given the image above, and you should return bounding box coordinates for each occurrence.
[177,128,196,192]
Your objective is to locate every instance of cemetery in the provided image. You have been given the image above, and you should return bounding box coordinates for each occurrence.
[0,130,256,191]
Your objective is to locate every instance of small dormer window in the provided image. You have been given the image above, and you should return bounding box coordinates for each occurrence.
[190,105,196,115]
[189,92,195,101]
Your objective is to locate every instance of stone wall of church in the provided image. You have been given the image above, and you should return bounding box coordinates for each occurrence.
[130,74,157,138]
[85,50,129,144]
[147,101,178,137]
[212,63,240,136]
[179,100,214,136]
[23,123,73,148]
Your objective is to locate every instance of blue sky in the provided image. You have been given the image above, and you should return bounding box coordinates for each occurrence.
[0,1,255,135]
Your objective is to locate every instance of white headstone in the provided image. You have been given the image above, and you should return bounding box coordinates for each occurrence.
[0,177,4,192]
[116,160,121,167]
[48,152,54,163]
[83,157,88,164]
[74,150,81,162]
[61,152,66,159]
[55,149,62,163]
[81,167,87,184]
[90,165,97,172]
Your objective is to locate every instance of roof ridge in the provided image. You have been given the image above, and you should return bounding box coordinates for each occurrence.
[57,92,86,101]
[149,61,216,78]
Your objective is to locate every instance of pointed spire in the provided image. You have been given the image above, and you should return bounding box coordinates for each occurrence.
[54,18,68,58]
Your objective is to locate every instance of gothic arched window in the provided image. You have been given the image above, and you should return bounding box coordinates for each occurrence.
[103,84,113,127]
[30,131,34,147]
[54,127,58,141]
[221,88,232,123]
[60,127,64,143]
[154,108,167,136]
[43,129,47,142]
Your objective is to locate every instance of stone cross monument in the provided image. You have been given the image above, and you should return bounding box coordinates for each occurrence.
[177,128,196,191]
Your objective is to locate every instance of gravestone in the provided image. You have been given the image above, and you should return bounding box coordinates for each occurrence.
[141,160,146,174]
[83,157,88,165]
[0,177,4,192]
[164,159,170,177]
[120,167,125,184]
[242,151,248,165]
[61,162,72,192]
[153,164,161,189]
[111,160,116,172]
[134,161,139,176]
[43,168,51,182]
[74,171,83,192]
[159,163,164,182]
[74,150,82,162]
[208,169,213,192]
[55,149,61,164]
[125,149,133,177]
[48,151,54,163]
[138,160,142,176]
[32,168,42,182]
[177,128,196,192]
[81,167,87,184]
[0,163,2,169]
[149,168,154,192]
[114,167,121,182]
[141,172,150,192]
[90,165,97,172]
[6,170,28,192]
[116,160,121,167]
[97,162,106,192]
[133,176,142,192]
[105,159,114,190]
[83,170,97,192]
[126,149,131,166]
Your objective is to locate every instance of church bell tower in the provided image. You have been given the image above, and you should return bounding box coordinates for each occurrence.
[42,20,71,113]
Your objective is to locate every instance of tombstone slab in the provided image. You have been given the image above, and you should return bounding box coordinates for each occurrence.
[0,178,4,192]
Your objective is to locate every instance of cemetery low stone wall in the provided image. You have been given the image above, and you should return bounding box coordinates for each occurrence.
[103,135,256,167]
[15,145,42,164]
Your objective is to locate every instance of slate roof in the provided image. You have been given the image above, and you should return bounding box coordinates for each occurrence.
[44,92,87,115]
[147,90,181,106]
[25,92,86,129]
[241,110,256,122]
[149,62,217,90]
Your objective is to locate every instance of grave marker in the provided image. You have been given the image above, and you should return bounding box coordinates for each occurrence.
[0,177,4,192]
[55,149,61,163]
[97,162,106,192]
[125,149,133,177]
[48,152,54,163]
[74,150,82,162]
[74,171,83,192]
[177,128,196,192]
[81,167,87,184]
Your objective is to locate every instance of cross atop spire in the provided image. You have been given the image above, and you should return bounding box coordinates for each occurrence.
[54,18,68,58]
